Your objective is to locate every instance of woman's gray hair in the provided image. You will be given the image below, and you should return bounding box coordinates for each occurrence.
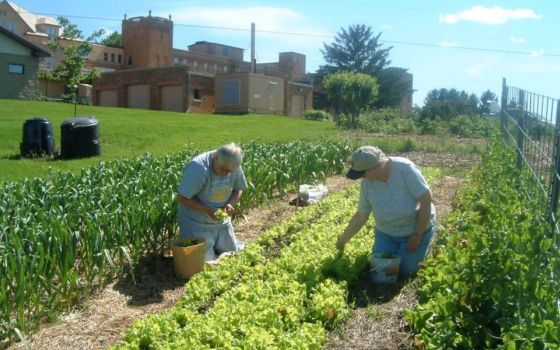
[215,143,243,169]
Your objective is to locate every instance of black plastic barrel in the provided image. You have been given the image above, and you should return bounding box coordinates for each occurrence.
[60,116,101,159]
[20,117,55,157]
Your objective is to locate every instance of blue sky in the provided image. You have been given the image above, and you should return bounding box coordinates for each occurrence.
[15,0,559,106]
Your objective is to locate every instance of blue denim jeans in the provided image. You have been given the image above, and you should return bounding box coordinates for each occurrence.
[372,226,434,276]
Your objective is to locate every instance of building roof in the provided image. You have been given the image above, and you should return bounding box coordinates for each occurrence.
[189,41,243,51]
[0,25,50,56]
[5,1,59,33]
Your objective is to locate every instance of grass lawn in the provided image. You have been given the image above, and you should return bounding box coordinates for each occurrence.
[0,100,339,181]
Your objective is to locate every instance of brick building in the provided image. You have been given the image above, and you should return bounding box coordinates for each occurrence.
[1,1,312,116]
[92,13,312,116]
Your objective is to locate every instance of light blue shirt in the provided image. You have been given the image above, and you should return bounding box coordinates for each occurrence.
[358,157,436,237]
[177,150,247,231]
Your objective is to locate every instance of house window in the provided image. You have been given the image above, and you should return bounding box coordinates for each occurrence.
[224,66,228,73]
[193,89,202,101]
[111,53,115,62]
[128,56,132,65]
[46,26,57,39]
[0,9,6,16]
[8,64,24,74]
[104,52,108,61]
[204,63,208,73]
[173,57,179,65]
[45,57,52,70]
[193,61,198,71]
[213,64,218,72]
[223,79,240,105]
[183,58,188,65]
[118,54,122,63]
[222,47,229,56]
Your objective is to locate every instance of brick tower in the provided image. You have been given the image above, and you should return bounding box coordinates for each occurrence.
[122,11,173,69]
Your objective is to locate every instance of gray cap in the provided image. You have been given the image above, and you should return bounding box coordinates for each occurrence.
[346,146,385,179]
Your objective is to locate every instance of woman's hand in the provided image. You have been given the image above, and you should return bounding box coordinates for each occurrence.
[207,207,218,220]
[336,235,348,250]
[407,232,422,253]
[224,203,235,216]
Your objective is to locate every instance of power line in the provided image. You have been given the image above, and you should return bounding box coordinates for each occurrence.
[21,10,560,58]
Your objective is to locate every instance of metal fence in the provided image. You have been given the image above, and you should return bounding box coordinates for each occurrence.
[500,78,560,234]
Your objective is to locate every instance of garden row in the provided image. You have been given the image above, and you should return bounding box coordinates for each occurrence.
[113,167,442,349]
[406,142,560,349]
[0,140,352,347]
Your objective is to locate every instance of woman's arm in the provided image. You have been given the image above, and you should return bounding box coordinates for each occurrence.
[336,211,370,249]
[407,190,433,253]
[176,193,217,220]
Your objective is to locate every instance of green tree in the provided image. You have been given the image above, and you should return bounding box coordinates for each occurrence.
[318,25,408,110]
[374,67,413,108]
[323,71,378,128]
[100,31,122,47]
[320,24,392,76]
[420,88,480,121]
[479,90,497,114]
[43,17,103,102]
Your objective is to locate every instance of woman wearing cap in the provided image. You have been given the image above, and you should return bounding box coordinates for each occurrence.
[336,146,436,277]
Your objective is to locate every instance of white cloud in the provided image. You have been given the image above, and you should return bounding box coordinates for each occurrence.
[440,40,458,48]
[530,49,545,57]
[467,63,491,76]
[440,6,542,25]
[171,6,325,35]
[509,36,526,44]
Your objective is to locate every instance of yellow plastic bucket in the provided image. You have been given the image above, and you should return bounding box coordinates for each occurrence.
[369,253,401,283]
[171,238,206,279]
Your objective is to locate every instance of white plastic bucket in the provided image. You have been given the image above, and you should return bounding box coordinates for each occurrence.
[369,253,401,283]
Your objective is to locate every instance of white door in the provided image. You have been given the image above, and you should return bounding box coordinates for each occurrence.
[127,85,150,109]
[98,90,117,107]
[161,85,184,112]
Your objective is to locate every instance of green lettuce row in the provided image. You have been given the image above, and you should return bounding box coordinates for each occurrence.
[115,186,370,349]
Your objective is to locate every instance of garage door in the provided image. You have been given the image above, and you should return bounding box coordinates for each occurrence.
[289,94,304,117]
[98,90,117,107]
[161,85,184,112]
[127,85,150,109]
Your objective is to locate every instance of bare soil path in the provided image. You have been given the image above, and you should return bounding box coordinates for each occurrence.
[10,152,471,350]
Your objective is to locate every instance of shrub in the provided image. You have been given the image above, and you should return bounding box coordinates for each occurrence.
[303,109,331,122]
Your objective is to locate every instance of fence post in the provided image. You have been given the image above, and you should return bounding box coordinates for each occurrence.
[501,78,507,140]
[516,90,526,170]
[549,100,560,228]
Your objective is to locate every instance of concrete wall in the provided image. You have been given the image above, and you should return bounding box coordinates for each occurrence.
[214,72,249,113]
[215,73,285,114]
[248,74,284,115]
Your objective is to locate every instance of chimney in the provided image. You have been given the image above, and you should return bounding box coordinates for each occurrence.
[251,22,256,73]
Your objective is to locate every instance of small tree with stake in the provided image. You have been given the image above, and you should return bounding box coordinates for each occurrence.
[40,16,104,104]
